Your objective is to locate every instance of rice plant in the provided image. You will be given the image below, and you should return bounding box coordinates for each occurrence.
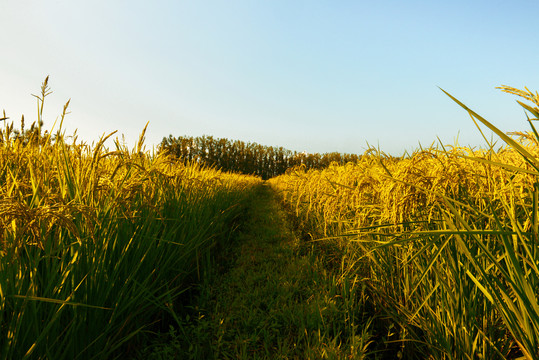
[269,86,539,359]
[0,78,261,359]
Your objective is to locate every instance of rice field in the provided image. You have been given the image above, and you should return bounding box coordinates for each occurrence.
[3,78,539,359]
[269,86,539,359]
[0,78,262,359]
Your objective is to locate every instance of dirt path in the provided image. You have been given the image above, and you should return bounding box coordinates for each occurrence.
[147,183,373,359]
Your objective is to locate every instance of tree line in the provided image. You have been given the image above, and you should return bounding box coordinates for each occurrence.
[160,135,361,179]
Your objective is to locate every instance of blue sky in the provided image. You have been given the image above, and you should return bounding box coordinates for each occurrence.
[1,1,538,155]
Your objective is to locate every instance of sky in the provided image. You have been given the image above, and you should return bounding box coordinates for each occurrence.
[1,1,538,156]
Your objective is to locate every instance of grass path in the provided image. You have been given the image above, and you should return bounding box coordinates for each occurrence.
[146,183,375,359]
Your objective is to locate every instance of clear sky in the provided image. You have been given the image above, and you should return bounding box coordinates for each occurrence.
[1,1,538,155]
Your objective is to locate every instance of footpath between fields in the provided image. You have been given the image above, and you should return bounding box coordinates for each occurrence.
[144,183,375,359]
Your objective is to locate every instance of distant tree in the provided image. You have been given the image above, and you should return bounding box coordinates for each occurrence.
[160,134,361,179]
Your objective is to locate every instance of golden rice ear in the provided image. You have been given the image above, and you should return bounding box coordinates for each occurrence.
[497,85,539,109]
[0,109,8,121]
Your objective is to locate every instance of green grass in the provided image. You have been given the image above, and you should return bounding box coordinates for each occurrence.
[142,183,376,359]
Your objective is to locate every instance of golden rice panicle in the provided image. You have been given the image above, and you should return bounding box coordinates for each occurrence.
[497,85,539,109]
